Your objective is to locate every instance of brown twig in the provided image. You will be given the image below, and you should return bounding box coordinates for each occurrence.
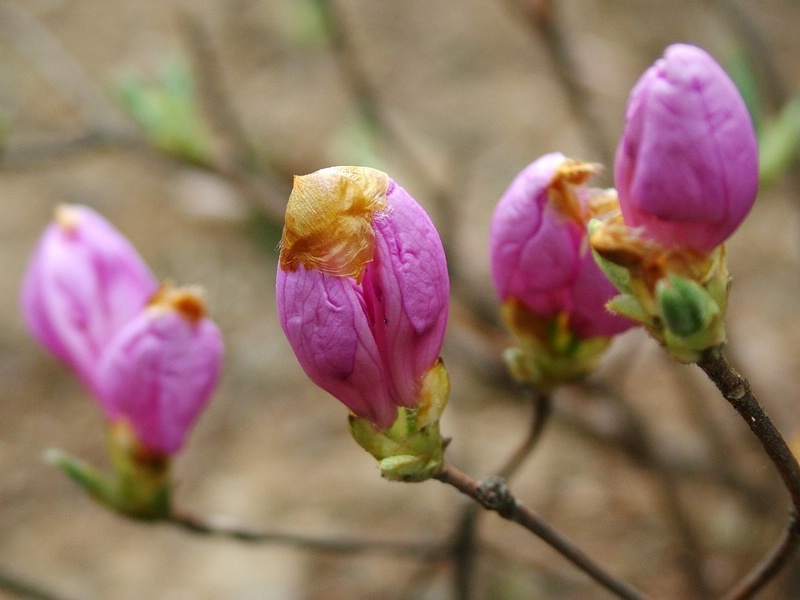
[504,0,612,166]
[697,349,800,599]
[168,509,442,558]
[176,10,293,222]
[498,388,553,480]
[574,382,712,598]
[311,0,465,275]
[434,462,651,600]
[451,388,553,600]
[0,1,131,132]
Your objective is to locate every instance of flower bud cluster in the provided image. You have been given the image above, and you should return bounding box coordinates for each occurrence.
[22,42,759,497]
[22,205,223,456]
[590,44,758,361]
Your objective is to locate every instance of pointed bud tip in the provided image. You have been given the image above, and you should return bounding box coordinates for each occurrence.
[148,284,206,323]
[43,447,67,466]
[54,204,81,234]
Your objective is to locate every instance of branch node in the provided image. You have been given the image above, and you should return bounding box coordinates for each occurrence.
[476,476,515,518]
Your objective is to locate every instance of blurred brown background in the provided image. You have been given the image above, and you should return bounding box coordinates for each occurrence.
[2,1,800,599]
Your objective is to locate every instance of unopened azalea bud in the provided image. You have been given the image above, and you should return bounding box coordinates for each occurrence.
[615,44,758,252]
[277,166,449,431]
[21,205,158,392]
[96,286,224,455]
[489,153,633,386]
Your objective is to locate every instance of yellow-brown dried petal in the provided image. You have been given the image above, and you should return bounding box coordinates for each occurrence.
[279,166,390,282]
[548,160,599,225]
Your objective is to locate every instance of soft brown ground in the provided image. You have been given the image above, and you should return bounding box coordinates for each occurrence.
[2,1,800,599]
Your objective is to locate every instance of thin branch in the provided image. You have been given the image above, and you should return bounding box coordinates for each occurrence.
[566,381,771,511]
[434,462,651,600]
[312,0,465,275]
[0,130,145,168]
[168,509,442,558]
[451,388,552,600]
[697,350,800,599]
[503,0,612,165]
[0,568,81,600]
[497,388,553,480]
[576,382,712,598]
[0,1,131,131]
[721,509,800,600]
[176,8,294,220]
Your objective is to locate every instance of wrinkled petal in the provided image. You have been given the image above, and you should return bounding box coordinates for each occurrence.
[96,293,223,455]
[615,44,758,252]
[277,266,399,428]
[490,153,580,309]
[490,154,631,340]
[364,180,449,409]
[21,205,158,391]
[277,167,449,429]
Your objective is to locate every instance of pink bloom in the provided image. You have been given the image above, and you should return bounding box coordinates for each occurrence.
[490,153,632,338]
[21,205,158,392]
[277,167,449,429]
[615,43,758,252]
[95,287,223,455]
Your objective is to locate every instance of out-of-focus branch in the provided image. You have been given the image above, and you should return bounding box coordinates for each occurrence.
[722,510,800,600]
[503,0,612,166]
[169,509,443,557]
[703,0,787,111]
[0,1,132,132]
[497,389,553,480]
[451,388,553,600]
[311,0,463,271]
[564,381,771,510]
[0,567,81,600]
[698,350,800,598]
[176,10,293,222]
[574,382,712,598]
[434,463,651,600]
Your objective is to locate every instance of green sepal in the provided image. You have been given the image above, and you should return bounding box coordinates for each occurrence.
[657,276,716,336]
[45,448,118,506]
[501,301,613,389]
[655,275,726,363]
[588,218,632,295]
[46,422,172,520]
[348,359,450,482]
[606,292,651,326]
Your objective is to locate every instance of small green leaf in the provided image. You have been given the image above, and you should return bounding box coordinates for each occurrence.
[759,94,800,185]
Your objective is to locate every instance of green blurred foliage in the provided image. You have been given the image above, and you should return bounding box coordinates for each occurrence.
[758,94,800,185]
[728,49,800,186]
[117,59,214,165]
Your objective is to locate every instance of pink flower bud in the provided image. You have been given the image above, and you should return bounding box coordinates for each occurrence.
[615,43,758,252]
[490,153,632,339]
[277,167,449,429]
[95,287,223,455]
[21,205,158,392]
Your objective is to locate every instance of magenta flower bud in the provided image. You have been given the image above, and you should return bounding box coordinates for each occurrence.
[95,287,223,455]
[277,167,449,429]
[615,43,758,252]
[21,205,159,392]
[490,153,632,339]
